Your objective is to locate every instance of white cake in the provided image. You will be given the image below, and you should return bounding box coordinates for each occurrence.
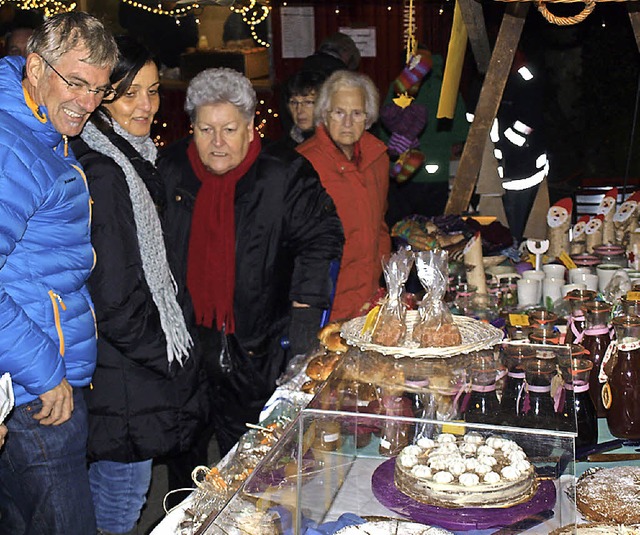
[394,432,537,508]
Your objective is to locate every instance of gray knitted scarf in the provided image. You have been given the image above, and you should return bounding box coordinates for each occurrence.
[81,119,192,367]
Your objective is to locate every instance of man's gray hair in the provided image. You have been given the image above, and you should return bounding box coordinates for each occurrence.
[26,12,117,69]
[185,67,256,123]
[314,70,379,129]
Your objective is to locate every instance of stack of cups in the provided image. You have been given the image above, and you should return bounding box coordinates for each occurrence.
[517,270,545,308]
[568,267,598,293]
[542,264,567,306]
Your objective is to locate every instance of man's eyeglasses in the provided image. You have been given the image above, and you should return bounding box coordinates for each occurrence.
[288,99,315,109]
[40,55,115,100]
[327,109,367,124]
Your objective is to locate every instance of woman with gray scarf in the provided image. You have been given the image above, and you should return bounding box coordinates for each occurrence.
[70,36,207,535]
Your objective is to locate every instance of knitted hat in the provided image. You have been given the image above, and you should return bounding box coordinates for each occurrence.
[393,50,433,96]
[391,148,425,183]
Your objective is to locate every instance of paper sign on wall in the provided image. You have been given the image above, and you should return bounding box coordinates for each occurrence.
[338,27,376,58]
[281,7,315,58]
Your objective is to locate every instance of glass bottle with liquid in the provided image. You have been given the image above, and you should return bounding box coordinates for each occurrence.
[564,290,597,345]
[378,393,413,457]
[605,314,640,439]
[500,344,535,425]
[557,356,598,448]
[463,351,502,425]
[581,301,613,417]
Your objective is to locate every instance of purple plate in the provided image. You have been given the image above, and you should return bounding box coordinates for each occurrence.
[371,458,556,531]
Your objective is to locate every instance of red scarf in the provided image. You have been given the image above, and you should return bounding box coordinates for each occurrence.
[187,135,262,332]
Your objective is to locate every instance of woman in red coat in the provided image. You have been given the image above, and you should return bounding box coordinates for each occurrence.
[298,70,391,320]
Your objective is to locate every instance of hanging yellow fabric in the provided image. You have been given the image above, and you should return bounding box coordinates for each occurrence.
[437,0,468,119]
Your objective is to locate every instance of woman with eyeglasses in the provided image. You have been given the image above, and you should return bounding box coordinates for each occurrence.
[297,70,391,321]
[278,69,326,149]
[69,36,207,535]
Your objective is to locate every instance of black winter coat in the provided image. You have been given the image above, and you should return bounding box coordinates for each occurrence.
[71,131,209,463]
[158,139,344,449]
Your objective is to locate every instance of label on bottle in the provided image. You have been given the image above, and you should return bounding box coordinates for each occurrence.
[323,433,340,443]
[509,314,530,327]
[380,438,391,449]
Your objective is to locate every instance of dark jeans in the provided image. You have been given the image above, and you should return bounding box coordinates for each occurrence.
[0,388,96,535]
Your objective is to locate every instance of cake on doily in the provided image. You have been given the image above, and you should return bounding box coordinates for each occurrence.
[335,520,452,534]
[394,432,537,508]
[551,524,640,535]
[576,466,640,525]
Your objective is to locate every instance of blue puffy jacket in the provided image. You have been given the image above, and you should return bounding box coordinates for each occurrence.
[0,56,97,408]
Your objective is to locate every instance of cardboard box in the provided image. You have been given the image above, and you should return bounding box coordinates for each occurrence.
[180,48,269,80]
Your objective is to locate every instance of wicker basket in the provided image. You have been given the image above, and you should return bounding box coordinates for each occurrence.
[340,311,504,358]
[496,0,627,26]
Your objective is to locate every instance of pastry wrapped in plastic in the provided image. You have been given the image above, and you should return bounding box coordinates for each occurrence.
[412,249,462,347]
[371,249,414,346]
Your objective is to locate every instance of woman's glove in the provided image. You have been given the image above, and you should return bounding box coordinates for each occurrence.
[289,307,324,356]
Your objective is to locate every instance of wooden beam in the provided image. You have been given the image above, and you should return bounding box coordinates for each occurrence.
[628,2,640,53]
[458,0,491,74]
[445,2,530,215]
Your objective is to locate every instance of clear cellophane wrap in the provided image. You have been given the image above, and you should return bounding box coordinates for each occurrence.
[412,249,462,347]
[371,248,414,346]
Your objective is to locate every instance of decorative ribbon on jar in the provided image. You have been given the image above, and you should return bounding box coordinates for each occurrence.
[568,313,586,343]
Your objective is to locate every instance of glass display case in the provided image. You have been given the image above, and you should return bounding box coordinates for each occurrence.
[195,343,579,534]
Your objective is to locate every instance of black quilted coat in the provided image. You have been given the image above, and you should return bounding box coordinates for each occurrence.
[158,138,344,451]
[71,131,209,463]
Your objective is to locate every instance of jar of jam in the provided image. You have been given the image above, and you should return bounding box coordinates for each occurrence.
[463,351,503,425]
[604,314,640,439]
[500,344,535,425]
[529,326,561,345]
[619,296,640,317]
[593,244,628,268]
[528,309,558,329]
[557,357,598,448]
[564,289,597,345]
[581,301,613,417]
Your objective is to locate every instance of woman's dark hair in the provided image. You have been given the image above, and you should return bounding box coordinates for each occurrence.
[285,70,326,100]
[109,35,159,100]
[93,35,159,132]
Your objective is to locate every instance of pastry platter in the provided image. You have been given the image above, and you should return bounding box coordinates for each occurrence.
[340,311,504,358]
[335,519,453,534]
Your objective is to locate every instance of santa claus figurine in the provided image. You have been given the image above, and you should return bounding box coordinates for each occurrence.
[597,187,618,245]
[546,197,573,261]
[613,190,640,246]
[585,214,605,253]
[570,214,590,255]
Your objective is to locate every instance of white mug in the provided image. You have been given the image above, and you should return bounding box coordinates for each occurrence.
[542,278,564,305]
[573,272,599,292]
[562,282,587,296]
[542,264,567,280]
[522,270,546,282]
[517,278,541,307]
[569,267,593,284]
[596,264,622,292]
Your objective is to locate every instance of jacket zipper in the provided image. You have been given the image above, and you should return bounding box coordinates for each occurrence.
[48,290,66,356]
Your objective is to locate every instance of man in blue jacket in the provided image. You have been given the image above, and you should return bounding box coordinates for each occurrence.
[0,12,117,535]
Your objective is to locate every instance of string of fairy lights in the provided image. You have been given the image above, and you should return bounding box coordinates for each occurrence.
[0,1,271,47]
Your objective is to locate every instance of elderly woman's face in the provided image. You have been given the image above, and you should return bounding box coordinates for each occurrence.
[193,102,254,175]
[325,86,367,157]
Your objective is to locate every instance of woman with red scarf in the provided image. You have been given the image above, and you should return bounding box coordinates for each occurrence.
[158,68,343,489]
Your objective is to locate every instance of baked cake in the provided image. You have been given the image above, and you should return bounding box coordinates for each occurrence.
[394,432,537,508]
[576,466,640,525]
[551,524,640,535]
